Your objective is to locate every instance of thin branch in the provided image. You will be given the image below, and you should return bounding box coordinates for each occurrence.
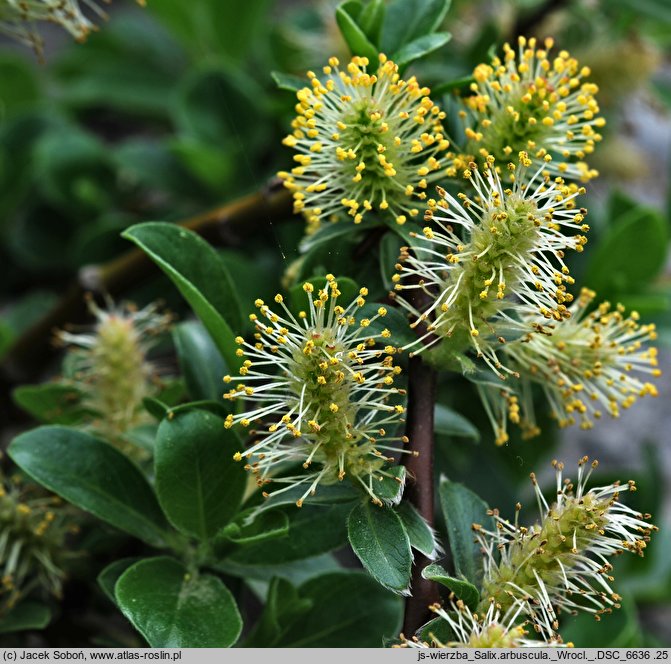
[2,184,293,383]
[402,352,439,636]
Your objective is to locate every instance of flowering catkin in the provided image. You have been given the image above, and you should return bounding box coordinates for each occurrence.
[392,153,587,397]
[223,275,408,507]
[475,459,656,639]
[279,54,451,233]
[454,36,604,183]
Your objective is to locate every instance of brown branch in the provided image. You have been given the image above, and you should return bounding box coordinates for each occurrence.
[402,353,439,636]
[2,184,293,383]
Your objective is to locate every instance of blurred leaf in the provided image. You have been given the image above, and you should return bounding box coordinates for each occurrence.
[0,602,51,635]
[9,426,170,547]
[123,223,243,371]
[422,563,479,610]
[358,0,386,45]
[271,71,305,92]
[268,571,403,647]
[381,0,451,54]
[148,0,271,60]
[379,231,403,291]
[438,477,492,586]
[169,137,234,193]
[154,409,246,539]
[431,75,474,96]
[434,404,480,440]
[585,205,668,295]
[336,2,379,62]
[116,557,242,647]
[173,321,227,402]
[393,32,451,68]
[12,383,92,425]
[0,55,41,118]
[396,501,441,559]
[347,501,412,594]
[299,220,376,253]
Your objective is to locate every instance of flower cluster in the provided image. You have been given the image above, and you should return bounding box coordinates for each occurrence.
[455,36,604,183]
[56,297,171,458]
[476,288,660,444]
[278,54,451,233]
[475,459,656,639]
[0,465,78,615]
[392,153,587,387]
[398,599,561,648]
[223,275,408,507]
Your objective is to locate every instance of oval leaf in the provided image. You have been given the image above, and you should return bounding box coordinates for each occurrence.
[438,477,492,586]
[115,557,242,647]
[394,32,451,68]
[397,501,441,559]
[122,222,242,371]
[422,563,480,610]
[435,403,480,440]
[155,409,246,540]
[335,3,379,62]
[9,426,169,547]
[347,501,412,595]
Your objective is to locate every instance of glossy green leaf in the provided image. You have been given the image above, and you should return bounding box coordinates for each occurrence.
[173,321,227,402]
[375,465,406,505]
[155,409,245,539]
[358,0,385,44]
[381,0,451,53]
[418,615,454,645]
[227,502,352,565]
[0,602,51,634]
[123,222,242,371]
[438,477,492,586]
[335,3,379,62]
[12,383,93,425]
[9,426,169,547]
[393,32,452,68]
[116,557,242,647]
[396,501,440,559]
[98,558,143,605]
[347,501,412,594]
[421,563,480,610]
[434,403,480,440]
[272,572,403,647]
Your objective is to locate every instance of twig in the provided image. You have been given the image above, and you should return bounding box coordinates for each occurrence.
[401,289,440,635]
[2,185,293,383]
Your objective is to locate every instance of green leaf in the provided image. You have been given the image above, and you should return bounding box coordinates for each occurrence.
[434,403,480,440]
[115,557,242,647]
[438,477,492,586]
[271,71,305,92]
[98,558,143,605]
[431,75,475,96]
[299,219,377,253]
[358,0,386,44]
[585,206,668,295]
[12,383,93,425]
[375,465,406,505]
[396,501,441,559]
[173,321,227,402]
[243,577,313,647]
[357,301,415,347]
[271,572,403,647]
[219,509,289,545]
[393,32,452,68]
[381,0,451,54]
[0,602,51,634]
[0,55,41,118]
[227,502,352,565]
[155,409,246,540]
[9,426,170,547]
[336,3,379,62]
[122,222,242,371]
[347,502,412,594]
[421,563,480,610]
[418,615,455,645]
